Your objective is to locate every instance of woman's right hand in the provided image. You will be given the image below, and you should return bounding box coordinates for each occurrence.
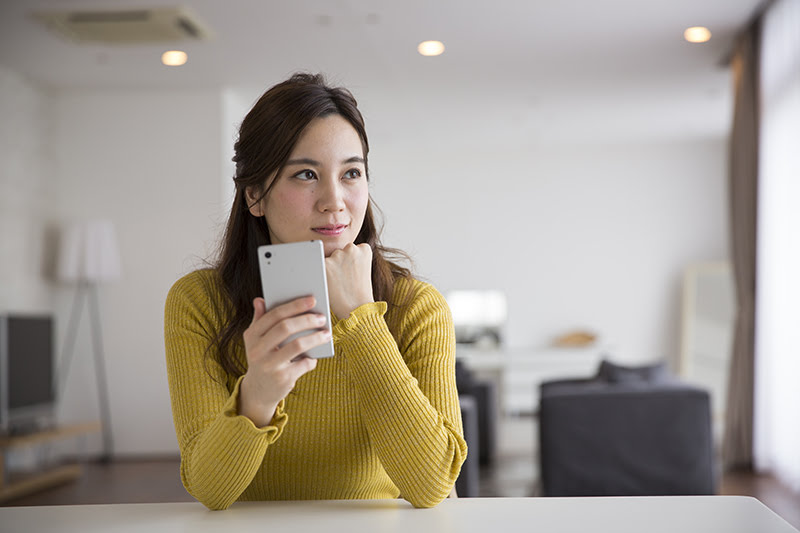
[238,295,330,427]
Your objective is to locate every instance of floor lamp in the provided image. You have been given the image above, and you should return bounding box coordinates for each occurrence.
[56,220,121,462]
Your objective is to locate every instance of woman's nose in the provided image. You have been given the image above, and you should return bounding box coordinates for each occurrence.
[316,178,345,212]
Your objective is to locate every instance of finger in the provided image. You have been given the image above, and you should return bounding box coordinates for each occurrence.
[247,312,327,365]
[276,356,318,394]
[357,243,373,260]
[289,355,318,377]
[256,313,328,356]
[326,248,343,262]
[274,328,332,364]
[249,295,316,338]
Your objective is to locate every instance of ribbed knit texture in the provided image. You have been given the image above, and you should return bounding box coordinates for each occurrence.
[164,269,466,510]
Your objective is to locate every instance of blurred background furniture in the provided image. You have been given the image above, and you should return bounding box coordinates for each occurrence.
[455,395,479,497]
[57,220,122,462]
[679,261,735,442]
[456,346,603,416]
[538,359,715,496]
[455,360,498,466]
[0,421,100,502]
[446,290,507,347]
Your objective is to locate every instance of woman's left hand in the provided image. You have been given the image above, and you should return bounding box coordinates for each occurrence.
[325,243,374,319]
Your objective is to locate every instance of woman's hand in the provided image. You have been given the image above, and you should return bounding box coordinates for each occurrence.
[239,296,330,427]
[325,243,374,319]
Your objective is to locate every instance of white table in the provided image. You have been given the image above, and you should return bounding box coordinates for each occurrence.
[1,496,797,533]
[457,346,604,414]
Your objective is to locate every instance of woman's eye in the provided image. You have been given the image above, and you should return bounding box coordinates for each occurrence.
[344,169,362,180]
[294,170,316,180]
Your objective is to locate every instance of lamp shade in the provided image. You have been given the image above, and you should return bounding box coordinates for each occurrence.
[446,290,508,327]
[57,220,122,283]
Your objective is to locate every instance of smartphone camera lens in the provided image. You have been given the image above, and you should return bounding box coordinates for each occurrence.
[264,251,272,259]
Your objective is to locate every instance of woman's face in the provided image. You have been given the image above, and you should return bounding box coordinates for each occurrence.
[248,114,369,257]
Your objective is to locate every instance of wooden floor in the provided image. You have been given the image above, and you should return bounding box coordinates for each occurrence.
[3,416,799,530]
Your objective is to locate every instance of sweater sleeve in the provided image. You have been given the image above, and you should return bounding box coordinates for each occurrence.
[163,273,288,510]
[332,283,467,508]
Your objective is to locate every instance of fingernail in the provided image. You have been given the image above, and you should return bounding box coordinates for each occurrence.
[315,314,326,324]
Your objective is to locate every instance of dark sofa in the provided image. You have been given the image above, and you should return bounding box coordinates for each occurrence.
[538,360,716,497]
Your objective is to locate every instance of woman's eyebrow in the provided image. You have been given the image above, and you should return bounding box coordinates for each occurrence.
[285,156,365,166]
[285,157,320,166]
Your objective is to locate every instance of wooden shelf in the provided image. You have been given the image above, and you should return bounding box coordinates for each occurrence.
[0,422,101,449]
[0,464,82,502]
[0,422,100,503]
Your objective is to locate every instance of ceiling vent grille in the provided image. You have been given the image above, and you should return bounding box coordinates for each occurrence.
[33,6,213,44]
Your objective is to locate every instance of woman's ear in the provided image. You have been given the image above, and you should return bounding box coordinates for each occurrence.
[244,186,265,217]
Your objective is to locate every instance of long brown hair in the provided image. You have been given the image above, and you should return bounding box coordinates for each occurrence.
[212,73,411,377]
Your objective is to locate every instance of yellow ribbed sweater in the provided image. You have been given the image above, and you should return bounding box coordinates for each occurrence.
[164,269,466,510]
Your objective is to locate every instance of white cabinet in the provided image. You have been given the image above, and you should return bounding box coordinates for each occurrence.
[457,346,604,415]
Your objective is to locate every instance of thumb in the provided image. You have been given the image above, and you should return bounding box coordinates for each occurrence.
[251,297,266,324]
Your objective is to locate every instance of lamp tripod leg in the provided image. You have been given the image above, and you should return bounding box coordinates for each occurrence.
[88,283,114,463]
[58,284,87,399]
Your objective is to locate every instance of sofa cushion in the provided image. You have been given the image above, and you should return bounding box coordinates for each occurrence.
[596,359,669,383]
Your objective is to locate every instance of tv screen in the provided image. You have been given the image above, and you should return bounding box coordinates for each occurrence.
[1,315,56,434]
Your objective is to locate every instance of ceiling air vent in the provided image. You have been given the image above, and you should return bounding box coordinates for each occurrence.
[33,6,213,44]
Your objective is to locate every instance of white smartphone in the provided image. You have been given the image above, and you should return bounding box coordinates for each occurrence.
[256,240,334,358]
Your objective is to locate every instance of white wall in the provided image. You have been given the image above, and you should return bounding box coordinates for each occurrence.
[370,139,729,363]
[0,66,55,313]
[355,82,729,362]
[1,72,729,456]
[220,88,254,215]
[52,88,226,455]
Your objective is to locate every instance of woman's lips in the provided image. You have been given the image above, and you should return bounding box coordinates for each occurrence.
[313,224,347,236]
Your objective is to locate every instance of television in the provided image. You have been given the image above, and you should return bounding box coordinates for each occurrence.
[0,314,56,435]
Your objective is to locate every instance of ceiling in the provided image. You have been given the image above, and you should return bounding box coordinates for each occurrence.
[0,0,764,142]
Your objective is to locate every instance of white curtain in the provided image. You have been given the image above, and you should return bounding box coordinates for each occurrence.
[754,0,800,491]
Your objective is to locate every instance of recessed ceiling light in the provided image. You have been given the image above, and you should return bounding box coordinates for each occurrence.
[418,40,445,56]
[162,50,187,66]
[684,27,711,43]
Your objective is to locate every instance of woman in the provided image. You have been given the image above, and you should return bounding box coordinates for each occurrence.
[164,73,466,510]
